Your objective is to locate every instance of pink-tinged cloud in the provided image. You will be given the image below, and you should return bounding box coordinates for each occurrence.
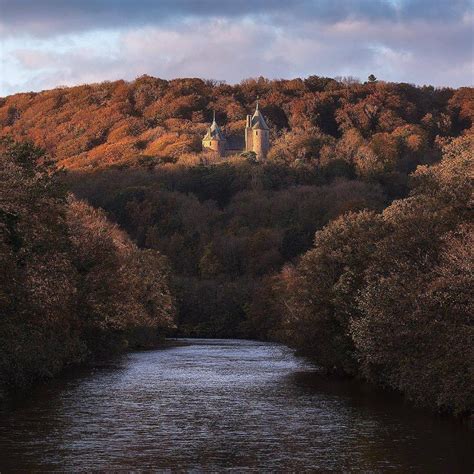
[1,1,472,95]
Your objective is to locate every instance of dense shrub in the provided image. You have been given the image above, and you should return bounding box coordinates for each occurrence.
[274,135,473,414]
[0,139,175,394]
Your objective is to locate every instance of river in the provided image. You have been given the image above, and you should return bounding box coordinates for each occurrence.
[0,339,472,471]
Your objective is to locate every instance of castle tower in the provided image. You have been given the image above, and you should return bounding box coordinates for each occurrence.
[202,111,227,156]
[245,99,270,160]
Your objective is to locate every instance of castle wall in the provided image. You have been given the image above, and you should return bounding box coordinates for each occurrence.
[245,126,253,152]
[245,115,253,152]
[252,129,269,159]
[202,138,226,156]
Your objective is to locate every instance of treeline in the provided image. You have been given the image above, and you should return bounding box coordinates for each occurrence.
[253,135,473,415]
[0,76,471,185]
[0,139,175,395]
[66,162,386,336]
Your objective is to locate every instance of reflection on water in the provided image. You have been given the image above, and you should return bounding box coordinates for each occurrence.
[0,339,472,471]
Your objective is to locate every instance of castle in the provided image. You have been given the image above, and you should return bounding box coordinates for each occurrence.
[202,101,270,160]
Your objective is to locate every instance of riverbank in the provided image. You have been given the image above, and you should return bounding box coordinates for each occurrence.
[0,334,175,402]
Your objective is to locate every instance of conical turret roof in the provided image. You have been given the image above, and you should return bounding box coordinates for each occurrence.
[203,111,226,141]
[250,100,269,130]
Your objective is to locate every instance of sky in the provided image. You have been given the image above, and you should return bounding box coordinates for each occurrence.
[0,0,473,96]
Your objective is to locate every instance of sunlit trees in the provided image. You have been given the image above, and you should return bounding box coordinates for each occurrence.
[268,127,335,165]
[1,76,470,174]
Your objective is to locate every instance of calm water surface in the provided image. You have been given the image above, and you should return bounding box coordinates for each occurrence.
[0,339,472,471]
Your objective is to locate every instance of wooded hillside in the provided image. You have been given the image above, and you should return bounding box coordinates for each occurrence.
[1,76,471,174]
[1,76,472,413]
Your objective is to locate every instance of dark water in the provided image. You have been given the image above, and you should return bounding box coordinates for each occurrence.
[0,339,472,471]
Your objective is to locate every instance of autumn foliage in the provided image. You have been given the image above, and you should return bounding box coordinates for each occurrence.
[1,76,471,178]
[0,139,175,394]
[272,135,473,414]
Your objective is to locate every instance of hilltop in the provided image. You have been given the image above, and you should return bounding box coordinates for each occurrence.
[1,75,472,172]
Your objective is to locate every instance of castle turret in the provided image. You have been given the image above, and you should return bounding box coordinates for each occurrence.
[245,100,270,160]
[202,111,227,156]
[245,113,253,152]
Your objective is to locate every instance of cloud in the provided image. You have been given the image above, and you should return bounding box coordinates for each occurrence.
[0,0,470,37]
[1,1,472,95]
